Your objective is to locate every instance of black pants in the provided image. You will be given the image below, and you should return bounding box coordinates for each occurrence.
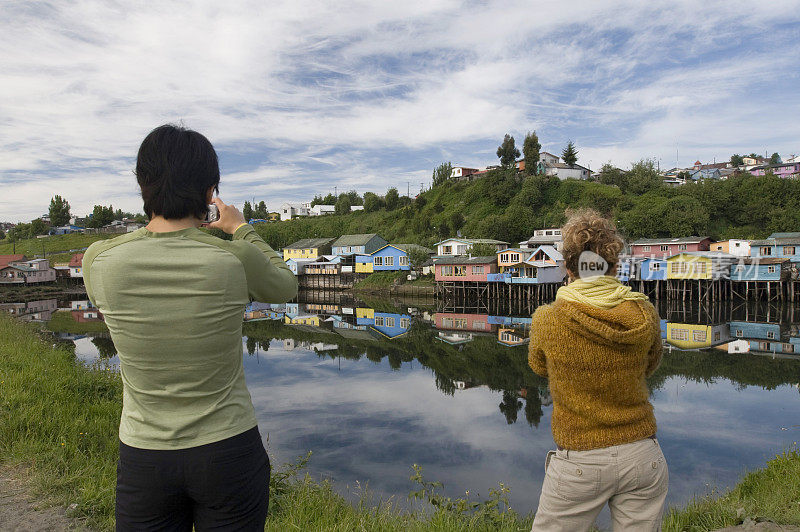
[116,427,270,531]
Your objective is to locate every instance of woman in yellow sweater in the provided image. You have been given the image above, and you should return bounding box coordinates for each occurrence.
[529,209,667,531]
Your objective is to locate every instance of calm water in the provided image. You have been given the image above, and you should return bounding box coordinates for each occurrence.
[5,294,800,523]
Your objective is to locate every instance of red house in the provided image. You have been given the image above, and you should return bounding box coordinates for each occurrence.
[434,256,498,282]
[630,237,713,258]
[434,313,498,334]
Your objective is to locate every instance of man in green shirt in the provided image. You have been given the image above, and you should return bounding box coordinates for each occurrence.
[84,124,297,531]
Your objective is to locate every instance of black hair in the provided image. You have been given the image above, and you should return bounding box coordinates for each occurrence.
[135,124,220,220]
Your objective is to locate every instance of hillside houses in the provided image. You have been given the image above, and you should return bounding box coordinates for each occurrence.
[0,257,56,285]
[435,238,508,256]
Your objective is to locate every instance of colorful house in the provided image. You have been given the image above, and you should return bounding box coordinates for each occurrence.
[665,322,729,349]
[637,258,667,280]
[434,312,498,334]
[435,238,508,256]
[749,233,800,262]
[69,253,84,278]
[331,234,388,256]
[711,239,751,257]
[285,258,316,275]
[498,328,529,347]
[0,258,56,285]
[616,255,637,282]
[666,252,737,280]
[630,237,713,258]
[749,162,800,179]
[356,244,413,273]
[434,256,498,282]
[497,248,532,270]
[370,312,411,339]
[282,237,335,261]
[729,257,792,282]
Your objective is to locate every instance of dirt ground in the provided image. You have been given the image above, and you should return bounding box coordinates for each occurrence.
[0,465,87,531]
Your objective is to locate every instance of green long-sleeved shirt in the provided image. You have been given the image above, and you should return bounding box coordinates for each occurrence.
[83,224,297,449]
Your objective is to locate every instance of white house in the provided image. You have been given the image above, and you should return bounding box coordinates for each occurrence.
[310,204,336,216]
[520,229,563,251]
[544,162,591,180]
[435,238,508,256]
[280,203,311,221]
[540,152,560,165]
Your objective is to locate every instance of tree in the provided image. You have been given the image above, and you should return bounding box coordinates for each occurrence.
[87,205,114,228]
[626,159,663,195]
[242,201,253,221]
[748,153,759,159]
[345,190,363,206]
[449,212,465,233]
[562,140,578,167]
[0,229,4,240]
[334,195,352,215]
[730,154,744,167]
[522,131,541,175]
[598,163,626,189]
[496,134,520,169]
[770,152,781,165]
[29,218,49,237]
[363,192,382,212]
[255,201,268,219]
[48,195,71,226]
[407,247,431,271]
[432,162,453,187]
[385,188,400,210]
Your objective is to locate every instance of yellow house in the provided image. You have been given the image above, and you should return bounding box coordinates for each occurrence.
[356,307,374,320]
[282,237,335,261]
[268,212,280,222]
[666,252,712,280]
[497,248,528,270]
[284,315,321,327]
[666,323,728,349]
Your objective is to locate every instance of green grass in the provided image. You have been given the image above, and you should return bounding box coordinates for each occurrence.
[663,447,800,531]
[0,232,115,258]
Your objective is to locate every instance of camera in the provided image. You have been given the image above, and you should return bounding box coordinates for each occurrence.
[204,204,220,223]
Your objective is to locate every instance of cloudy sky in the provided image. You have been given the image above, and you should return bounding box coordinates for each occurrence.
[2,1,800,222]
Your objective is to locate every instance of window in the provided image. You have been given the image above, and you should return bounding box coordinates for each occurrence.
[761,246,772,256]
[385,317,395,327]
[374,316,384,326]
[374,257,383,266]
[671,329,689,340]
[693,329,707,342]
[500,253,509,262]
[783,343,794,353]
[767,331,776,339]
[643,245,651,252]
[472,265,485,274]
[384,256,394,267]
[736,329,743,337]
[768,265,776,273]
[785,247,795,255]
[650,262,661,271]
[661,245,670,251]
[442,245,452,254]
[454,266,466,276]
[472,321,486,330]
[670,262,688,275]
[399,256,409,266]
[694,262,708,274]
[442,265,453,275]
[511,253,520,262]
[679,244,687,250]
[400,318,410,329]
[735,265,744,273]
[714,331,720,341]
[443,317,468,329]
[759,341,772,351]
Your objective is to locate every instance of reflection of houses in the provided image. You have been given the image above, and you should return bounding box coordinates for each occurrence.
[370,312,411,339]
[498,328,529,347]
[70,300,94,310]
[0,299,57,322]
[69,253,85,278]
[244,302,285,321]
[665,322,730,349]
[434,313,498,333]
[436,331,476,345]
[728,321,799,356]
[71,308,103,322]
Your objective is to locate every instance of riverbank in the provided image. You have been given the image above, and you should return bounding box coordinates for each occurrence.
[0,283,86,303]
[2,313,798,531]
[353,271,435,296]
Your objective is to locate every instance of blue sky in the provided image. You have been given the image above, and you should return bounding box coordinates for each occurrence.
[2,0,800,221]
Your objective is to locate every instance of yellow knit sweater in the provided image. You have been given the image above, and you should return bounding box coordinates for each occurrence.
[529,297,662,450]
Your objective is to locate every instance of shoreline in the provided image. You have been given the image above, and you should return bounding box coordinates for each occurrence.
[1,313,798,530]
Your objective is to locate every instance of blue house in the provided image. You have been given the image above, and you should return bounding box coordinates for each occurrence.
[749,233,800,262]
[49,224,84,235]
[370,245,412,271]
[616,256,637,282]
[638,258,667,280]
[729,321,782,341]
[370,312,411,339]
[730,258,791,281]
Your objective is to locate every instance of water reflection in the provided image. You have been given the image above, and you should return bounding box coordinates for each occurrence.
[4,293,800,520]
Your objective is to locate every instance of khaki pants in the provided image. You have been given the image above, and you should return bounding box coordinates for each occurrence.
[532,438,668,532]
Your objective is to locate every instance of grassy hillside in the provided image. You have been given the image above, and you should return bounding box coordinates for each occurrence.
[252,169,800,250]
[0,232,116,258]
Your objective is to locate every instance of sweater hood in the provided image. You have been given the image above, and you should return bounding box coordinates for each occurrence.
[552,298,653,347]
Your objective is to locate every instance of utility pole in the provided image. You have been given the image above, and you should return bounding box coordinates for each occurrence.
[407,181,410,197]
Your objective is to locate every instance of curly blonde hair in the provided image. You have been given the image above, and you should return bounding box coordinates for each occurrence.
[561,208,624,276]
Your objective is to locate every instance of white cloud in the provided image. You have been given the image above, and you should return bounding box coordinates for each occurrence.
[2,1,800,220]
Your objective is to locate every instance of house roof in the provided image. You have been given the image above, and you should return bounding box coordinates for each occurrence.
[3,264,36,272]
[434,238,509,246]
[667,251,738,260]
[632,236,711,246]
[331,233,384,247]
[434,255,497,265]
[530,245,563,261]
[769,232,800,239]
[284,237,335,250]
[0,254,25,269]
[496,247,531,254]
[738,257,790,265]
[752,236,800,246]
[394,243,434,254]
[540,151,559,159]
[547,162,590,171]
[69,253,84,268]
